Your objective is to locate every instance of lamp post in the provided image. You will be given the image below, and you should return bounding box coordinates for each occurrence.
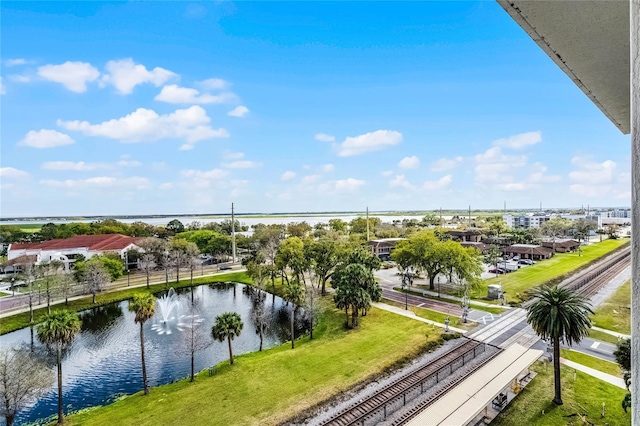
[401,274,408,310]
[127,269,130,286]
[437,275,441,298]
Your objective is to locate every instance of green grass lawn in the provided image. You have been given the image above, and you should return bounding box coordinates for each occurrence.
[591,280,631,334]
[476,239,629,304]
[0,271,252,335]
[395,287,506,315]
[560,349,622,377]
[587,328,622,345]
[66,304,447,426]
[492,362,630,426]
[381,298,477,331]
[18,223,43,232]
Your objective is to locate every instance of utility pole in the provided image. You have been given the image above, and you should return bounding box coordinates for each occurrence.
[231,202,237,263]
[468,205,471,227]
[366,206,370,241]
[439,207,442,226]
[504,200,506,215]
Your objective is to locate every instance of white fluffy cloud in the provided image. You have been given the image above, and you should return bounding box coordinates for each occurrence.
[223,151,244,160]
[40,176,150,190]
[423,175,452,191]
[389,174,413,189]
[474,147,526,183]
[0,167,29,179]
[101,59,176,94]
[5,58,27,66]
[155,84,236,104]
[281,171,296,181]
[9,74,31,83]
[528,162,561,184]
[337,130,402,157]
[198,78,229,90]
[315,133,335,142]
[569,156,617,185]
[227,105,249,117]
[180,168,229,188]
[223,160,261,169]
[318,178,366,193]
[322,164,334,172]
[0,77,5,95]
[381,170,394,177]
[302,174,321,185]
[58,106,228,150]
[492,131,542,150]
[398,156,420,169]
[38,61,100,93]
[431,156,463,172]
[42,161,105,171]
[18,129,75,149]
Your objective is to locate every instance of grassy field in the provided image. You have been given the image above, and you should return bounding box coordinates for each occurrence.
[66,304,447,426]
[0,271,253,335]
[381,298,477,331]
[492,362,630,426]
[591,280,631,334]
[477,239,629,304]
[395,287,506,315]
[561,349,622,377]
[587,328,621,345]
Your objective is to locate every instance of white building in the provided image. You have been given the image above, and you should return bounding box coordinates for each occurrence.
[503,213,602,229]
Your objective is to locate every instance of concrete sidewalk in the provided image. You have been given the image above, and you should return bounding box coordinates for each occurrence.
[373,302,467,334]
[560,357,627,389]
[591,326,631,340]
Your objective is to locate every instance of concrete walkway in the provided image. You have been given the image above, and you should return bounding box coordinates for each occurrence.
[417,288,511,310]
[591,326,631,340]
[589,265,631,308]
[560,358,627,389]
[373,302,467,334]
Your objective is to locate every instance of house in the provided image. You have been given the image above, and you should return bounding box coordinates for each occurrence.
[502,244,554,261]
[541,238,580,253]
[460,241,488,254]
[481,236,513,248]
[6,234,141,271]
[366,238,406,260]
[447,229,484,242]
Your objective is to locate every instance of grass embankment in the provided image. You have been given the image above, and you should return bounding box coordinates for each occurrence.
[66,304,447,426]
[0,271,252,335]
[591,279,631,335]
[478,239,629,304]
[587,329,622,345]
[560,349,622,377]
[492,362,630,426]
[381,298,477,331]
[393,287,506,315]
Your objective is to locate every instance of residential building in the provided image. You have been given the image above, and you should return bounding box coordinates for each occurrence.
[502,244,554,261]
[541,238,580,253]
[447,229,484,242]
[366,238,406,260]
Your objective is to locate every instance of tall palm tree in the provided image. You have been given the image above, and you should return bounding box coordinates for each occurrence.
[211,312,243,365]
[283,282,305,349]
[128,293,156,396]
[526,286,592,405]
[36,310,81,425]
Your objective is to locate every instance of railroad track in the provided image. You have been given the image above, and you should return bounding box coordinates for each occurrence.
[561,246,631,298]
[320,338,498,426]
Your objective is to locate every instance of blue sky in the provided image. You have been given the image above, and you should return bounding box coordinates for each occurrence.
[0,1,631,217]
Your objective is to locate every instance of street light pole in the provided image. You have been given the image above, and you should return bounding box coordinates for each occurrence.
[437,276,441,298]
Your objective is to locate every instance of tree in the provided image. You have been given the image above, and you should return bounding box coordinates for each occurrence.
[572,218,596,246]
[250,291,270,351]
[486,216,507,237]
[392,231,448,291]
[36,310,81,424]
[541,218,571,253]
[128,293,156,395]
[283,283,305,348]
[333,264,373,328]
[328,218,348,233]
[275,237,308,286]
[169,237,190,284]
[286,221,312,238]
[84,260,110,304]
[178,303,211,382]
[614,338,632,412]
[211,312,243,365]
[140,253,156,289]
[526,286,593,405]
[305,238,341,296]
[166,219,185,235]
[486,244,502,276]
[605,223,620,239]
[421,213,441,227]
[303,284,322,339]
[58,270,74,305]
[0,347,53,426]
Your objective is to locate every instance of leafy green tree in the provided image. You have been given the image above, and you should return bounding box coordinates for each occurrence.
[283,283,305,348]
[169,237,190,284]
[392,231,447,291]
[572,218,596,246]
[421,213,441,227]
[333,264,374,328]
[349,217,381,235]
[211,312,244,364]
[128,293,156,395]
[541,217,571,253]
[276,237,309,286]
[486,244,502,276]
[286,221,312,238]
[526,286,592,405]
[0,347,53,426]
[166,219,185,235]
[177,229,215,253]
[305,238,341,296]
[328,218,348,233]
[36,310,81,424]
[614,338,631,412]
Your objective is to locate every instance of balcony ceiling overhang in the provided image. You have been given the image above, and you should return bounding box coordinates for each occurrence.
[497,0,630,134]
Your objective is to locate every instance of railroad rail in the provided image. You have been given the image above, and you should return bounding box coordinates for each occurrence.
[561,245,631,298]
[320,338,500,426]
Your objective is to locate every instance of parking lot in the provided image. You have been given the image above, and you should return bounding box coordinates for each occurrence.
[480,257,536,279]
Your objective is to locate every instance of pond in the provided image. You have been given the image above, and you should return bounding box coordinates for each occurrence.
[0,283,303,426]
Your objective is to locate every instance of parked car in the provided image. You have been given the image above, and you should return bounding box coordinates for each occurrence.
[518,259,535,265]
[488,268,506,275]
[512,256,520,261]
[219,265,233,270]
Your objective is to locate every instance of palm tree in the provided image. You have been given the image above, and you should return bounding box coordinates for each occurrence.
[211,312,243,365]
[36,310,81,425]
[128,293,156,396]
[283,282,305,349]
[526,286,593,405]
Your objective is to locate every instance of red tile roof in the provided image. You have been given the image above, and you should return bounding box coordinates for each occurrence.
[10,234,140,252]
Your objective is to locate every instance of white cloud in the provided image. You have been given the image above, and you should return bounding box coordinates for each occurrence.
[0,77,4,95]
[431,156,463,172]
[322,164,334,172]
[337,130,402,157]
[495,182,528,191]
[302,174,321,185]
[381,170,394,177]
[5,58,27,66]
[198,78,229,90]
[334,178,366,192]
[281,171,296,181]
[101,58,176,94]
[398,156,420,169]
[223,151,244,160]
[8,74,31,83]
[180,168,228,189]
[0,167,29,179]
[58,106,228,150]
[18,129,75,149]
[38,61,100,93]
[423,175,452,191]
[569,156,616,185]
[40,176,150,190]
[492,131,542,150]
[528,162,561,183]
[42,161,104,171]
[159,182,174,190]
[223,160,261,169]
[227,105,249,117]
[474,147,526,183]
[155,84,236,104]
[117,160,142,167]
[389,174,414,189]
[315,133,336,142]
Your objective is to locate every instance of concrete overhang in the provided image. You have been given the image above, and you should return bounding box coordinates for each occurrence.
[497,0,630,134]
